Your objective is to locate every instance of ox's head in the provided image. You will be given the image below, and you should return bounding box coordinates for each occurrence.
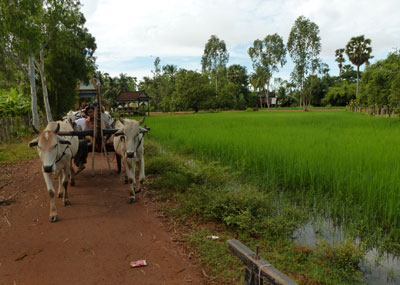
[28,123,71,173]
[63,110,79,129]
[115,117,148,158]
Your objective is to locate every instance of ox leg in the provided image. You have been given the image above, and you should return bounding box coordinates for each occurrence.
[137,156,145,193]
[116,154,122,174]
[62,163,71,206]
[43,172,58,222]
[70,159,75,186]
[123,158,136,203]
[57,169,64,198]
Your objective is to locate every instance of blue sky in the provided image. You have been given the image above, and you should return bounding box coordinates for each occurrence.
[80,0,400,83]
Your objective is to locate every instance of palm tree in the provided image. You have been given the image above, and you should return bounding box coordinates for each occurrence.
[335,48,345,76]
[250,67,269,108]
[345,35,373,98]
[162,64,178,81]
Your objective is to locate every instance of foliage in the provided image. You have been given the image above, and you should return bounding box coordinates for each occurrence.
[0,89,31,117]
[287,16,321,108]
[0,0,96,120]
[358,50,400,112]
[323,81,356,106]
[248,33,286,107]
[335,48,346,75]
[172,69,214,112]
[0,136,37,165]
[316,239,365,276]
[345,35,373,98]
[145,138,364,284]
[201,35,229,93]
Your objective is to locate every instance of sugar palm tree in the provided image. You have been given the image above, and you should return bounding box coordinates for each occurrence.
[335,48,345,76]
[345,35,373,98]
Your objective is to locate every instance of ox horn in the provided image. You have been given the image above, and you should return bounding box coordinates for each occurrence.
[32,125,40,134]
[119,118,125,125]
[138,116,145,125]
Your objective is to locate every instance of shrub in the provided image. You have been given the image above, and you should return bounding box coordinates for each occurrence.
[315,238,365,274]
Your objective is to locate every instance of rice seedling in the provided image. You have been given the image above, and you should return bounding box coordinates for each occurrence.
[145,111,400,244]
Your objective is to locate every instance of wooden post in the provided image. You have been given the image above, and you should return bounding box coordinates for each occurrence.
[0,118,4,142]
[91,106,97,177]
[5,117,10,141]
[227,240,297,285]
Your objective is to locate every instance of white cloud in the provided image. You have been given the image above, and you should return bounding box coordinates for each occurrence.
[80,0,400,79]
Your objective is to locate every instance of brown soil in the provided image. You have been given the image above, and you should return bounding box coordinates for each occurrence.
[0,153,206,284]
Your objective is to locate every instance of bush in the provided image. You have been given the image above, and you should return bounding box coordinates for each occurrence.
[315,238,365,274]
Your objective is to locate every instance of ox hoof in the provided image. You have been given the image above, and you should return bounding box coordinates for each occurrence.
[58,193,63,198]
[124,178,128,184]
[129,197,136,203]
[134,188,142,194]
[50,215,58,223]
[70,180,75,187]
[64,200,71,206]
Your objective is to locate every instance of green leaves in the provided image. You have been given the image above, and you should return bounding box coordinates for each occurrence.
[0,88,31,117]
[201,35,229,74]
[287,15,322,107]
[287,16,321,87]
[345,35,373,68]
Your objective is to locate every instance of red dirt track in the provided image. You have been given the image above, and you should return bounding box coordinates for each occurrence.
[0,154,205,284]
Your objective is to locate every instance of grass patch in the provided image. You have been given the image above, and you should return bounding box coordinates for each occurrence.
[0,135,37,165]
[144,139,364,284]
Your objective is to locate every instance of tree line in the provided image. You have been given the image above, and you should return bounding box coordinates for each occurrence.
[1,5,399,119]
[99,16,395,113]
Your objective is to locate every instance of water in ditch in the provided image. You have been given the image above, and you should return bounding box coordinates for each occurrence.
[292,219,400,284]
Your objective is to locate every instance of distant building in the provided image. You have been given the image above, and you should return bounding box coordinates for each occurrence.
[116,91,151,116]
[257,91,277,108]
[77,78,98,98]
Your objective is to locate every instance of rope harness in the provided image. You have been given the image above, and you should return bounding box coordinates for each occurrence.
[55,141,71,164]
[116,132,145,155]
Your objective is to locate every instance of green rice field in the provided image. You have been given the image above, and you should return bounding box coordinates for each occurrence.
[146,110,400,240]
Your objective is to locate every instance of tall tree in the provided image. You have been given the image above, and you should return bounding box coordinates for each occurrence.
[345,35,373,98]
[0,0,95,124]
[162,64,178,81]
[0,0,44,127]
[227,64,250,107]
[173,70,213,112]
[248,33,286,108]
[287,15,321,109]
[201,35,229,93]
[335,48,345,76]
[250,67,269,108]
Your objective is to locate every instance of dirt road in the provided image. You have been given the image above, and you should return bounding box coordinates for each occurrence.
[0,154,205,284]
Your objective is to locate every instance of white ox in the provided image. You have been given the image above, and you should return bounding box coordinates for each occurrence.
[113,117,148,203]
[63,110,114,129]
[29,121,79,222]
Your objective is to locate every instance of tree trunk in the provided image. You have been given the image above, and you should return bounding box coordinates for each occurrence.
[28,56,39,128]
[356,65,360,99]
[266,83,270,109]
[37,49,53,123]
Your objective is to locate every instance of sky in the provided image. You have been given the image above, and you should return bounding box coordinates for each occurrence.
[80,0,400,84]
